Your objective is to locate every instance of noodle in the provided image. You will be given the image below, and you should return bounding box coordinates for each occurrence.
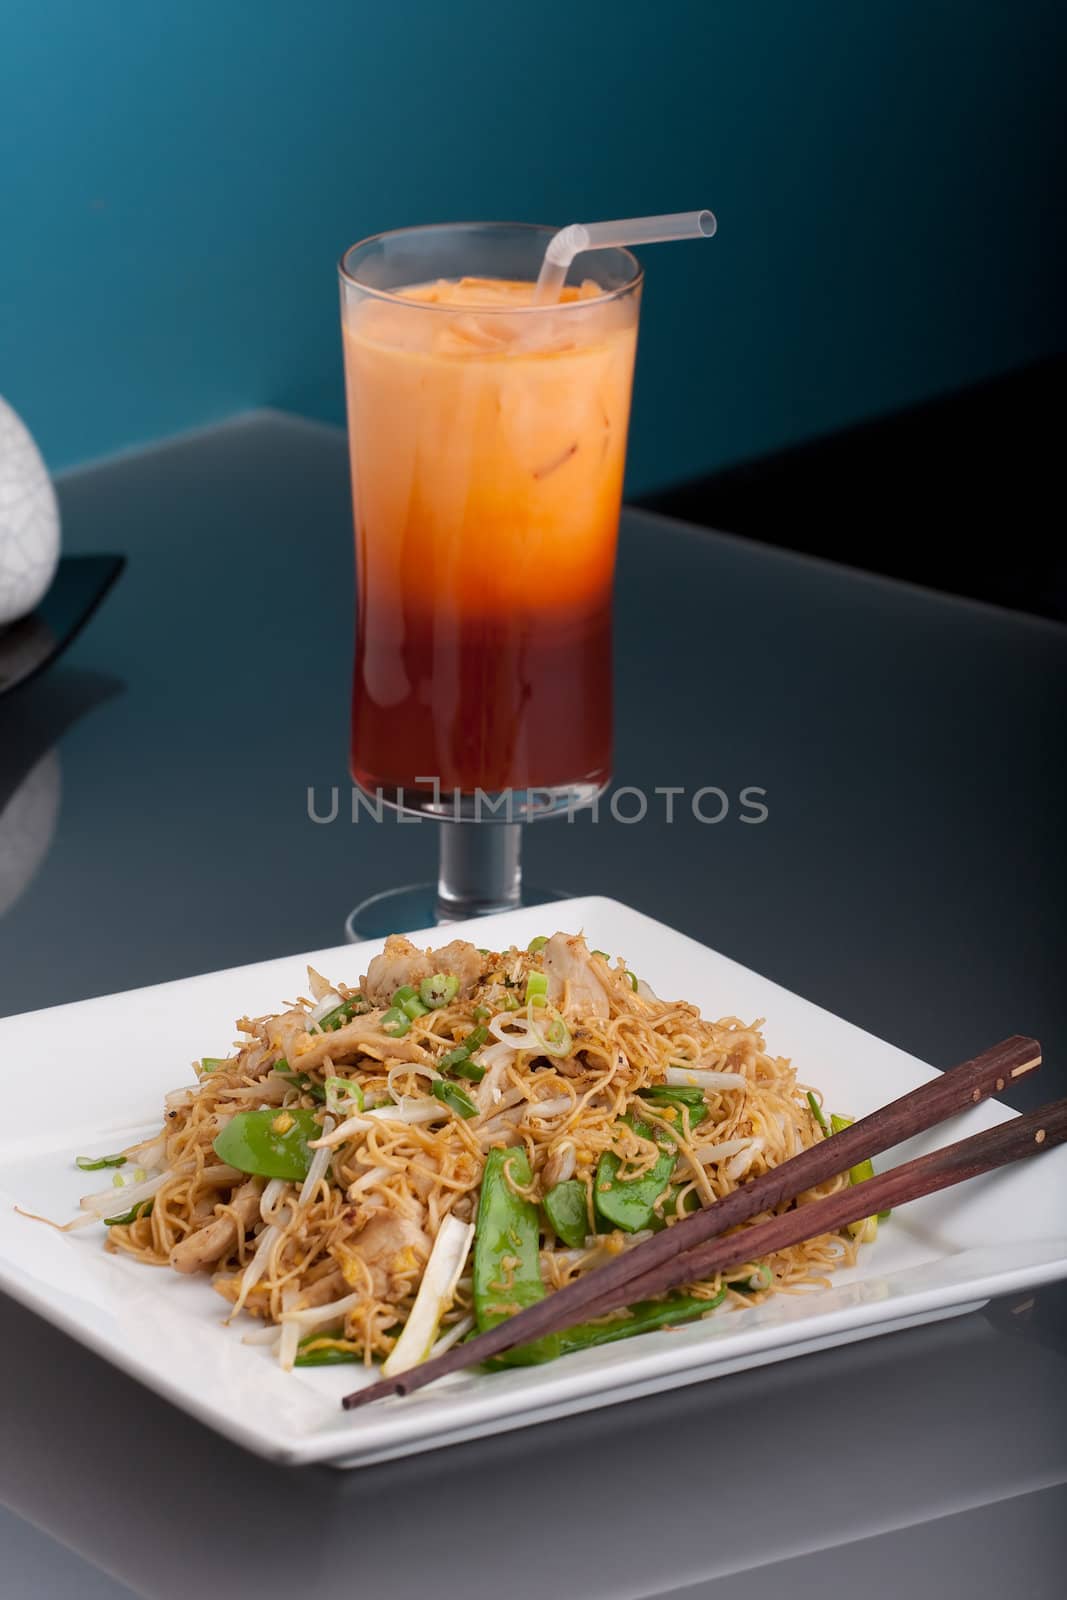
[93,932,863,1367]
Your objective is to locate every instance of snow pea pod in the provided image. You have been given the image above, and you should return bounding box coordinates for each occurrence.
[595,1115,676,1233]
[294,1337,359,1367]
[473,1147,560,1366]
[830,1112,890,1226]
[638,1084,706,1116]
[543,1178,589,1248]
[560,1287,726,1353]
[212,1107,320,1181]
[649,1183,701,1231]
[488,1286,727,1368]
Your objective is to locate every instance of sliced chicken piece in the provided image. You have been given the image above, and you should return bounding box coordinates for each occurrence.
[362,934,488,1009]
[297,1269,348,1308]
[188,1174,243,1228]
[286,1011,432,1074]
[169,1178,262,1274]
[350,1212,431,1299]
[474,1111,524,1149]
[198,1163,246,1186]
[233,1025,283,1080]
[427,939,488,998]
[473,1052,511,1113]
[267,1006,321,1064]
[540,933,611,1018]
[361,936,436,1007]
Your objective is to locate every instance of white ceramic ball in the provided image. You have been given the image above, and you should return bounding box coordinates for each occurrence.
[0,396,61,627]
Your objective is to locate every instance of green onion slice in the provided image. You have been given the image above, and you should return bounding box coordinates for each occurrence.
[431,1080,478,1119]
[419,973,460,1009]
[451,1056,486,1082]
[75,1152,127,1172]
[325,1076,365,1117]
[526,971,549,1006]
[380,1006,412,1037]
[806,1091,830,1135]
[314,994,365,1033]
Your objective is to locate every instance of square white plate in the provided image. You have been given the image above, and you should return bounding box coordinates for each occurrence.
[1,896,1064,1468]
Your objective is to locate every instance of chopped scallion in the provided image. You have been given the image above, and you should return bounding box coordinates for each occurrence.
[315,994,365,1033]
[439,1043,472,1070]
[419,973,460,1009]
[325,1076,365,1117]
[806,1091,830,1135]
[75,1152,127,1172]
[451,1057,486,1083]
[526,971,549,1006]
[431,1080,478,1119]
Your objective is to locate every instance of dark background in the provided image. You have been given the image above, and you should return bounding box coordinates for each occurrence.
[641,355,1067,621]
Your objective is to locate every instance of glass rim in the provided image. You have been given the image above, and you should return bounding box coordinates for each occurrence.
[337,221,643,313]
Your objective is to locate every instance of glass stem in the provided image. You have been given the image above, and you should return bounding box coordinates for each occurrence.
[436,822,522,921]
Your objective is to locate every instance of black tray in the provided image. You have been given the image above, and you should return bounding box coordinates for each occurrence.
[0,554,125,698]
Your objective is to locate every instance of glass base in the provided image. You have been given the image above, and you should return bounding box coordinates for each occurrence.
[344,882,570,943]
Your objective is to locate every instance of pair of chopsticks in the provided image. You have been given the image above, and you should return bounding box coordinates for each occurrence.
[343,1035,1058,1411]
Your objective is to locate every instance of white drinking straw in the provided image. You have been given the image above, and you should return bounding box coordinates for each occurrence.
[534,209,716,302]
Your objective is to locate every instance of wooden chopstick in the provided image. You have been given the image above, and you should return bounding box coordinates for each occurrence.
[341,1034,1041,1410]
[574,1096,1066,1320]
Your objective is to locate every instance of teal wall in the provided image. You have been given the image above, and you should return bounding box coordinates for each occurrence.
[1,0,1064,492]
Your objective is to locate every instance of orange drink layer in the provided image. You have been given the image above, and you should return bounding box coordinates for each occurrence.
[342,276,640,796]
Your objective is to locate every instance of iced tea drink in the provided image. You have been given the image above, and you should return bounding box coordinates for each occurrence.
[340,227,641,803]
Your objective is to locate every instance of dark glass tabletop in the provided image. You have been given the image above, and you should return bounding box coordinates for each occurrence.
[1,413,1064,1598]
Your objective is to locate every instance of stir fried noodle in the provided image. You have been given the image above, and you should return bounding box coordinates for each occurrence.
[71,934,867,1371]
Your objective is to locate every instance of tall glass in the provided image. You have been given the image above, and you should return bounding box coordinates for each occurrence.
[339,223,642,938]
